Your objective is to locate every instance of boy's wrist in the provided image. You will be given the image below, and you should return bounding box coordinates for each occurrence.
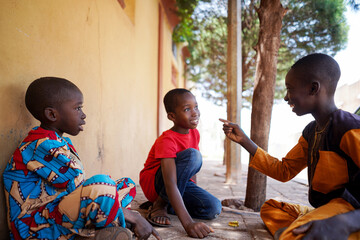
[183,219,195,230]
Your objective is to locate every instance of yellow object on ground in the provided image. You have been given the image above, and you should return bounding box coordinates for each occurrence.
[228,221,239,227]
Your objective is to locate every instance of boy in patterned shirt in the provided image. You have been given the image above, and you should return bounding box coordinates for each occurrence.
[3,77,160,240]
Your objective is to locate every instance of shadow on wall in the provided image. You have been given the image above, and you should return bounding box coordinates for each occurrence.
[0,82,35,239]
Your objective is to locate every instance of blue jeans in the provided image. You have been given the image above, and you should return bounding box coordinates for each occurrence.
[155,148,222,220]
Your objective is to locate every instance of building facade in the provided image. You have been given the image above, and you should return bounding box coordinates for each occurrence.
[0,0,188,236]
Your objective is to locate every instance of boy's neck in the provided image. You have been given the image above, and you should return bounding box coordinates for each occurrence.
[313,102,338,129]
[40,123,63,136]
[171,126,190,134]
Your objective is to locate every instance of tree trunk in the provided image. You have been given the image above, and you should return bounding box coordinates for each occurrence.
[244,0,286,211]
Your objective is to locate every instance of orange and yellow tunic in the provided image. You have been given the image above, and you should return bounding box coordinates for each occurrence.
[250,109,360,239]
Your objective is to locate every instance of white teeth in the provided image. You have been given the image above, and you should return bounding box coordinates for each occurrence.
[290,104,295,108]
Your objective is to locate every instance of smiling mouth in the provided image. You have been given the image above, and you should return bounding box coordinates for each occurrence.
[190,119,199,125]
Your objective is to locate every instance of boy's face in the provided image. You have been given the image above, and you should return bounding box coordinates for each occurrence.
[169,92,200,134]
[52,90,86,136]
[284,68,315,116]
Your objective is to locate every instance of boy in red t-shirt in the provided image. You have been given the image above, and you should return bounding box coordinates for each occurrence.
[140,88,221,238]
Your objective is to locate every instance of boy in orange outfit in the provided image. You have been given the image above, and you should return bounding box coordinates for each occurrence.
[221,53,360,239]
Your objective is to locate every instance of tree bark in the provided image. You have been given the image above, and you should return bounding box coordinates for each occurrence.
[244,0,286,211]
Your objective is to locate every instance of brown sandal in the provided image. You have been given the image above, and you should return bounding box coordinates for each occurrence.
[146,206,172,227]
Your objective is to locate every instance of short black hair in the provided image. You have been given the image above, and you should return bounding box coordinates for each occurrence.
[25,77,81,121]
[163,88,192,113]
[291,53,340,94]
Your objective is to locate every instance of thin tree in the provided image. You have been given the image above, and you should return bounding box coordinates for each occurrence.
[245,0,352,211]
[186,0,348,107]
[244,0,286,211]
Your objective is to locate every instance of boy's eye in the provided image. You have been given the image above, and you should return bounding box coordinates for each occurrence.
[184,108,190,112]
[76,106,83,111]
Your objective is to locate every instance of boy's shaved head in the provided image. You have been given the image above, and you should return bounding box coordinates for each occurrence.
[25,77,81,121]
[291,53,341,94]
[163,88,192,113]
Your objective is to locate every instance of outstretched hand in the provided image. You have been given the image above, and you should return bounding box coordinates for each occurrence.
[219,118,258,156]
[219,118,246,144]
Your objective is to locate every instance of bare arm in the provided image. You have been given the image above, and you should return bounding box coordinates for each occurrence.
[219,118,258,156]
[161,158,213,238]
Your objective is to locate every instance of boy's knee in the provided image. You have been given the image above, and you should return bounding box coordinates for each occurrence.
[83,175,117,194]
[178,148,202,166]
[116,177,136,190]
[260,199,287,217]
[260,199,278,219]
[84,174,115,185]
[203,198,222,220]
[187,148,202,159]
[116,177,137,207]
[209,198,222,219]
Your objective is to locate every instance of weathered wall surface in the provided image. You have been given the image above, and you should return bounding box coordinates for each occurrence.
[0,0,184,237]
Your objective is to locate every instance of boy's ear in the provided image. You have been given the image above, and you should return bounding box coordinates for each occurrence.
[167,112,176,121]
[310,81,320,95]
[44,107,57,122]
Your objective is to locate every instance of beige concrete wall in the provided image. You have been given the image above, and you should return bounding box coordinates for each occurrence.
[157,8,187,134]
[0,0,184,236]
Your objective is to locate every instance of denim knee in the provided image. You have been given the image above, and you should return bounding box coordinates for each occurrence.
[176,148,202,171]
[191,196,222,220]
[206,198,222,220]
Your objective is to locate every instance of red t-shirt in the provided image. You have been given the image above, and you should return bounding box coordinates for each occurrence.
[139,129,200,202]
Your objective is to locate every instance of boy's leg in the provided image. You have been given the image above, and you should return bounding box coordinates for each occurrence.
[260,199,313,236]
[182,181,222,220]
[146,195,172,226]
[155,148,203,200]
[149,148,203,226]
[154,148,221,219]
[279,198,360,240]
[23,175,135,239]
[57,175,135,237]
[115,177,137,209]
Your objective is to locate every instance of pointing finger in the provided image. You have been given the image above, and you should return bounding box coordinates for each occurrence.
[219,118,233,126]
[152,228,162,240]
